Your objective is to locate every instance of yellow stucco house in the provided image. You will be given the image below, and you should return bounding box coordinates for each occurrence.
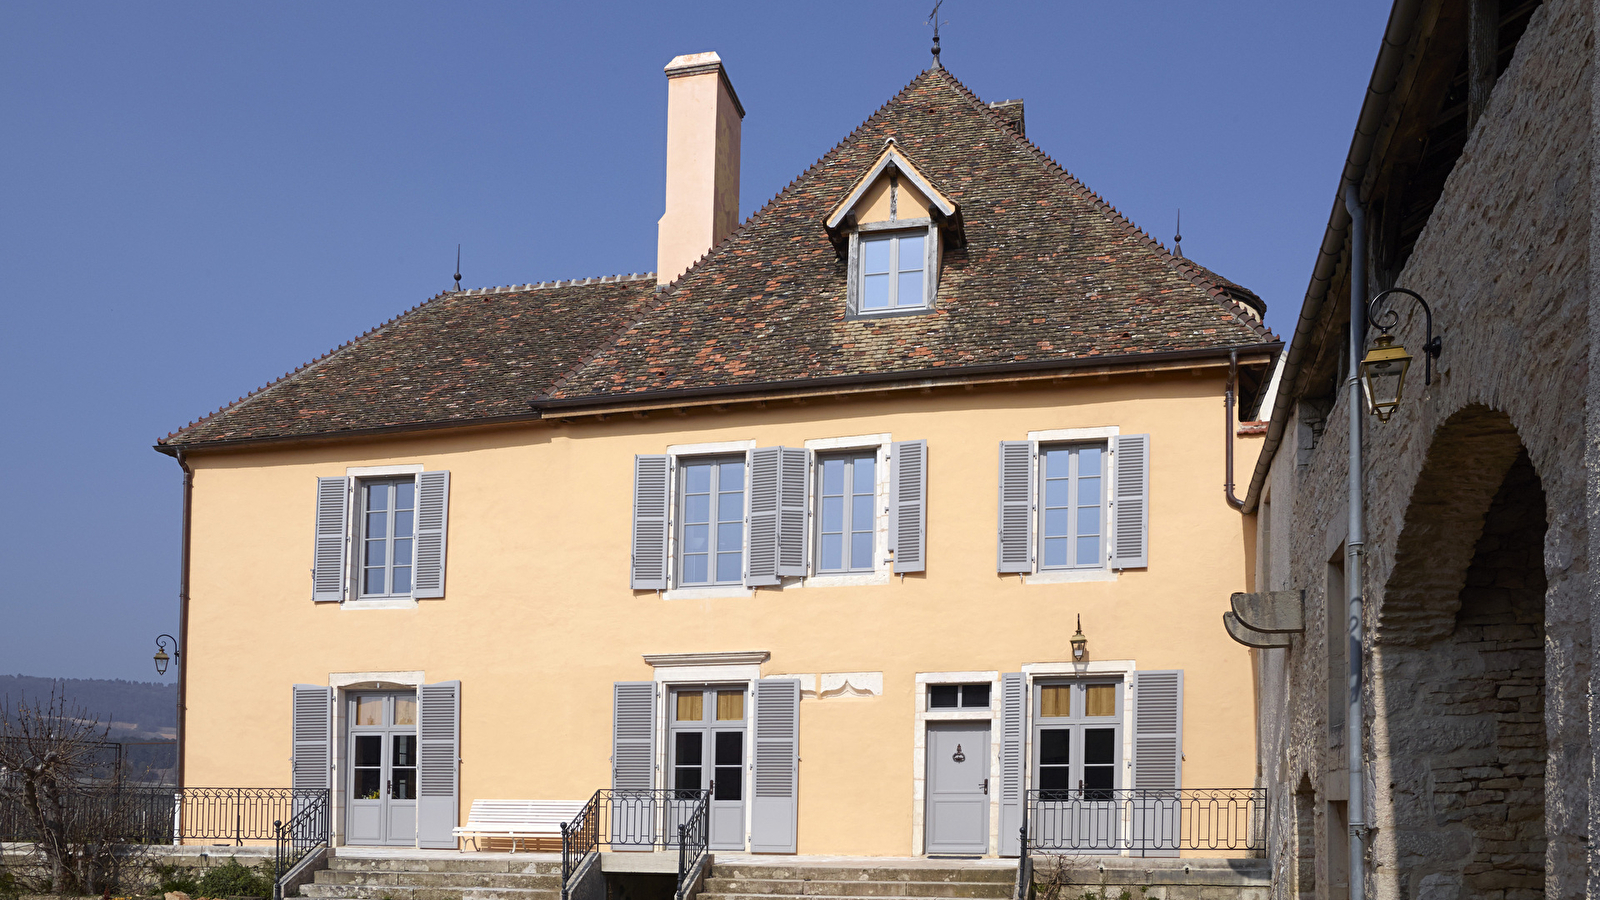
[156,53,1278,863]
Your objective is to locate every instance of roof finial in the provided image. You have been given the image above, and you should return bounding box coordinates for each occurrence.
[1173,209,1183,258]
[927,0,945,68]
[453,244,462,291]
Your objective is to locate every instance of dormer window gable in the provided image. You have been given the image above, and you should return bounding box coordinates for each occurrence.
[825,143,959,319]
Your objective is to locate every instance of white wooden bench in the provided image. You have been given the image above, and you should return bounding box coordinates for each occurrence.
[453,799,589,852]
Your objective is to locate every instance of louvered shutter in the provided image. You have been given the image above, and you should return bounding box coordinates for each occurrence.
[889,440,927,573]
[1110,434,1150,569]
[612,682,658,848]
[1131,670,1183,856]
[290,685,332,791]
[777,447,811,577]
[631,456,671,589]
[750,679,800,853]
[417,680,461,848]
[312,477,350,602]
[998,673,1027,856]
[997,442,1034,573]
[612,682,656,790]
[746,447,782,587]
[413,470,450,598]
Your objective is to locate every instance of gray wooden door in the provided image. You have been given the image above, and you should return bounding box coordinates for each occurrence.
[346,692,418,847]
[925,723,990,855]
[669,686,747,851]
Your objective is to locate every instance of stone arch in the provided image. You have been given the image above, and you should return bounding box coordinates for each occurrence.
[1375,404,1548,899]
[1377,405,1528,645]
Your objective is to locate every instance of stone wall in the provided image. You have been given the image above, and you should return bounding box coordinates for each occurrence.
[1254,0,1594,898]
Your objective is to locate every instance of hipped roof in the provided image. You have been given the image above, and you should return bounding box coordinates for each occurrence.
[162,66,1275,450]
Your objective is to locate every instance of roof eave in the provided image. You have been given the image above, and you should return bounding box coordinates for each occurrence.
[534,342,1282,416]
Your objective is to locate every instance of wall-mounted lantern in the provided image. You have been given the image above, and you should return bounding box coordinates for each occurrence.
[153,634,177,676]
[1361,287,1441,422]
[1070,615,1088,661]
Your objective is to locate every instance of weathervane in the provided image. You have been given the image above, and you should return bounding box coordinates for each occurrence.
[454,244,462,292]
[1174,209,1183,258]
[928,0,946,68]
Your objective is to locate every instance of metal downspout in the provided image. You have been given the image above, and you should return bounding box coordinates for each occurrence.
[1225,351,1244,509]
[175,449,193,795]
[1342,186,1368,900]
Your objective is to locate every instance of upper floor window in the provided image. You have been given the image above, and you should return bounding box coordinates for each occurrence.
[678,456,746,586]
[1039,444,1105,570]
[360,477,417,597]
[816,451,877,574]
[860,231,928,313]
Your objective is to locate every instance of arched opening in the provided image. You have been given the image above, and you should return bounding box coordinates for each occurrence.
[1375,406,1547,899]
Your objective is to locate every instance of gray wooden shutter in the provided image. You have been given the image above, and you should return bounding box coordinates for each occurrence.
[998,673,1027,857]
[777,447,811,577]
[312,477,350,602]
[1131,670,1183,856]
[417,680,461,848]
[290,685,332,791]
[1111,434,1150,569]
[631,456,671,589]
[750,678,800,853]
[746,447,782,587]
[997,441,1034,573]
[889,440,927,573]
[413,470,450,599]
[612,682,656,791]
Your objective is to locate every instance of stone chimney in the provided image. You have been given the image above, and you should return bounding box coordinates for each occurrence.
[657,52,744,285]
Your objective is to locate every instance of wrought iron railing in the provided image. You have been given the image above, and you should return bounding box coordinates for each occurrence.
[0,786,330,846]
[673,791,710,900]
[272,791,331,900]
[560,789,711,900]
[1024,788,1264,856]
[0,784,176,845]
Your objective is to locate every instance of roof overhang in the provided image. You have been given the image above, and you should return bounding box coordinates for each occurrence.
[824,142,957,230]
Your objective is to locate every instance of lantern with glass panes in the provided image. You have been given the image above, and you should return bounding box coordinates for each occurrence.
[1361,288,1441,422]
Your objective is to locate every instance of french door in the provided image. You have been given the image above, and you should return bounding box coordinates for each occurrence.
[668,686,747,851]
[346,692,418,846]
[1032,680,1123,852]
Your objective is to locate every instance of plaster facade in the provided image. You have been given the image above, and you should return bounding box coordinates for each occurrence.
[180,373,1264,857]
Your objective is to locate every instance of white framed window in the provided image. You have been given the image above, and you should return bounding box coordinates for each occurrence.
[358,477,418,597]
[312,468,449,605]
[815,450,877,574]
[1038,443,1107,570]
[859,230,928,312]
[677,455,746,587]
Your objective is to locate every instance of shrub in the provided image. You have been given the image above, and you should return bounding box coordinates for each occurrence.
[155,862,200,895]
[195,859,273,899]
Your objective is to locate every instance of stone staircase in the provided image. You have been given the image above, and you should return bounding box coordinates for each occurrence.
[698,861,1016,900]
[299,853,563,900]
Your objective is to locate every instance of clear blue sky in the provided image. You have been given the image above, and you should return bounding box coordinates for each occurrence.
[0,1,1389,682]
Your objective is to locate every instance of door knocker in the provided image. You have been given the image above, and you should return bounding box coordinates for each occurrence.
[952,744,965,763]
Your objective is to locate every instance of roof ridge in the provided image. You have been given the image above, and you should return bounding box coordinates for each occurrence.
[540,68,945,403]
[159,289,457,443]
[935,69,1277,343]
[456,272,657,295]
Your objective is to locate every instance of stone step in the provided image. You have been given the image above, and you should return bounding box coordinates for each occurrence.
[701,878,1010,898]
[327,856,562,875]
[317,869,561,889]
[707,867,1014,885]
[301,883,558,900]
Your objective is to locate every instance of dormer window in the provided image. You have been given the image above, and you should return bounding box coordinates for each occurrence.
[826,142,960,319]
[861,229,928,312]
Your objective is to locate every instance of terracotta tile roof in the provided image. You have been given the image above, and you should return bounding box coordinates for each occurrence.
[161,66,1275,448]
[543,67,1274,403]
[160,277,658,445]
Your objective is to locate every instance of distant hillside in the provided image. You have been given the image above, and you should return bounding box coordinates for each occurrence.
[0,674,177,739]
